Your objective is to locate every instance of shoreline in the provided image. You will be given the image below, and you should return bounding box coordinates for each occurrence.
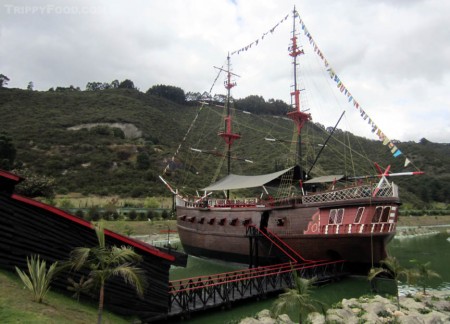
[240,290,450,324]
[395,224,449,239]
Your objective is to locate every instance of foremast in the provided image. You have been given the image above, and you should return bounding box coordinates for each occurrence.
[217,54,240,198]
[287,7,311,181]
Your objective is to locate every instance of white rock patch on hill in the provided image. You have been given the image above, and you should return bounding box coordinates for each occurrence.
[67,123,142,139]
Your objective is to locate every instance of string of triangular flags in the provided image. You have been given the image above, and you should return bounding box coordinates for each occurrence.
[294,10,412,168]
[230,13,290,56]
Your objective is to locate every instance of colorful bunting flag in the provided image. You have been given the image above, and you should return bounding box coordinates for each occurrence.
[231,13,289,56]
[294,9,416,167]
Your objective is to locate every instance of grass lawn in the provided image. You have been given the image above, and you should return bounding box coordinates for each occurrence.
[397,215,450,227]
[101,219,177,236]
[0,270,131,323]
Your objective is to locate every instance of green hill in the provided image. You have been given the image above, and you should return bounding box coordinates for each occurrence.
[0,87,449,208]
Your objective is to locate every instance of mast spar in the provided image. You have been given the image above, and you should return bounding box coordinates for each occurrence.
[215,54,241,198]
[287,7,311,181]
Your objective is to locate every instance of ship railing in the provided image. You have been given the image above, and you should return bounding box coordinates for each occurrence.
[322,222,396,235]
[302,183,396,205]
[180,197,260,208]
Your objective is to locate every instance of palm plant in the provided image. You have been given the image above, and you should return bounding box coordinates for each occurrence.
[409,259,441,295]
[272,268,325,323]
[15,255,59,303]
[368,255,411,310]
[68,223,147,324]
[67,275,94,302]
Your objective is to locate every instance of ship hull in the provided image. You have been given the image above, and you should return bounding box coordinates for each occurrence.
[176,191,400,273]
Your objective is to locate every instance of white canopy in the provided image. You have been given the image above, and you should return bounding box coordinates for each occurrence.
[304,175,344,184]
[202,167,294,191]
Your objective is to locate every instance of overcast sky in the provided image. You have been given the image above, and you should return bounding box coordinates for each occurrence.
[1,0,449,143]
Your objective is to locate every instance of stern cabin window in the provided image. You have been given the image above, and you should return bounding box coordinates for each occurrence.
[372,207,383,223]
[380,207,391,223]
[328,209,337,224]
[354,207,365,223]
[328,209,344,224]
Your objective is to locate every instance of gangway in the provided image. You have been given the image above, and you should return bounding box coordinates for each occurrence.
[168,259,346,317]
[245,225,326,265]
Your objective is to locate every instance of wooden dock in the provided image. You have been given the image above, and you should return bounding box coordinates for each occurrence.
[168,260,346,318]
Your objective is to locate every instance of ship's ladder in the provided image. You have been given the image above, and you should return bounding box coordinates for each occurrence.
[246,225,322,264]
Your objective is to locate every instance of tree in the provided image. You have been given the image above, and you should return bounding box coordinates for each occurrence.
[0,74,10,88]
[27,81,34,91]
[110,79,119,89]
[368,256,411,310]
[12,167,55,198]
[272,268,325,323]
[408,259,441,295]
[0,132,16,170]
[15,255,59,303]
[86,82,103,91]
[186,91,202,102]
[118,79,135,89]
[136,152,150,170]
[146,84,186,104]
[68,223,146,324]
[235,95,266,114]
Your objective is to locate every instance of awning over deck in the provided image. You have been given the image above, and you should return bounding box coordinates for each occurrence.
[202,167,295,191]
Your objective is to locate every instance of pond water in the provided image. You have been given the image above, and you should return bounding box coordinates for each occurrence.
[168,230,450,323]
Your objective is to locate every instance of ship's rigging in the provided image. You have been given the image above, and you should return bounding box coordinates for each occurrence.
[161,7,423,199]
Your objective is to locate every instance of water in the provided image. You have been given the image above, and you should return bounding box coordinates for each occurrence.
[168,230,450,323]
[390,231,450,291]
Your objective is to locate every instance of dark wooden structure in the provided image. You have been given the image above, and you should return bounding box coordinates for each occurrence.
[0,169,176,322]
[168,260,346,318]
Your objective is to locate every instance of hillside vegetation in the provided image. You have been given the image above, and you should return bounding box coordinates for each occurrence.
[0,87,449,209]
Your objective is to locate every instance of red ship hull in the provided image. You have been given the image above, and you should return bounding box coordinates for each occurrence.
[176,185,400,272]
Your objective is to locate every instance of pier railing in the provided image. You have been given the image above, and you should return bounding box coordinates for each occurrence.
[168,260,346,316]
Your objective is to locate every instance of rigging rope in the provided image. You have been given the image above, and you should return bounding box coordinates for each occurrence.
[162,66,225,176]
[294,9,419,170]
[230,13,290,56]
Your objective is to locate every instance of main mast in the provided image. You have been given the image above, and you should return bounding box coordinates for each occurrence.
[217,54,240,198]
[287,7,311,181]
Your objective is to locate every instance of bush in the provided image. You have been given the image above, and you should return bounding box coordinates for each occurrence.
[161,210,169,220]
[88,207,101,221]
[146,210,155,221]
[137,213,147,221]
[128,210,137,221]
[15,255,59,303]
[74,209,84,219]
[57,198,75,211]
[144,197,159,208]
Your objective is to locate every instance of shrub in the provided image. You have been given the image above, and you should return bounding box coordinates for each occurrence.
[57,197,75,210]
[74,209,84,219]
[144,197,159,208]
[88,207,101,221]
[161,210,169,220]
[15,255,59,303]
[137,212,147,221]
[128,210,137,221]
[146,210,155,221]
